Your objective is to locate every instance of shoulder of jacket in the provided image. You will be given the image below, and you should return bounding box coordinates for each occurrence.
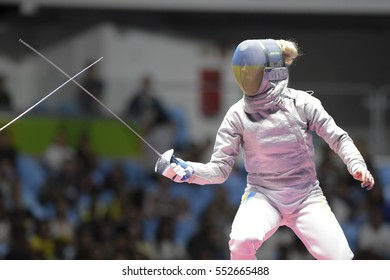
[226,97,244,113]
[225,98,248,126]
[288,88,320,106]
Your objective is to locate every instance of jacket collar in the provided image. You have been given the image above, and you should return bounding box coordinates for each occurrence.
[243,79,288,113]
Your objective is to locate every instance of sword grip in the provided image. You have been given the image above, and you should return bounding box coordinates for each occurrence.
[171,156,191,181]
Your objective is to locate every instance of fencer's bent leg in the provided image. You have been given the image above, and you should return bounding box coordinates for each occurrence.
[229,192,281,260]
[288,194,354,260]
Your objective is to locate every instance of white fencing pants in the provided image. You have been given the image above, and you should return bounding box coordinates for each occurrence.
[229,191,354,260]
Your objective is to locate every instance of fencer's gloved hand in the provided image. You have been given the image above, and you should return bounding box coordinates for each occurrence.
[155,149,194,183]
[170,157,194,182]
[353,166,375,190]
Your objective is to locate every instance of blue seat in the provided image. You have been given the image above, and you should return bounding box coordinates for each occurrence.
[122,159,154,191]
[341,220,361,253]
[142,217,159,241]
[377,165,390,205]
[223,171,246,206]
[16,155,49,219]
[175,215,198,246]
[187,186,215,217]
[16,155,47,194]
[377,165,390,185]
[167,107,190,150]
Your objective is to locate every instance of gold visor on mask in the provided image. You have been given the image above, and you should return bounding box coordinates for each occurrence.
[232,39,287,97]
[232,65,264,96]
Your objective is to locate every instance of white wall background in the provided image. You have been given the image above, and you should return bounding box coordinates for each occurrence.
[1,24,242,143]
[2,23,390,162]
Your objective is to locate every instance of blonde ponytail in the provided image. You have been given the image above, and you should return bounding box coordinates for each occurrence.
[276,39,299,66]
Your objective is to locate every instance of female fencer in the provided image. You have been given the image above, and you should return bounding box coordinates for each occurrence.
[155,39,375,260]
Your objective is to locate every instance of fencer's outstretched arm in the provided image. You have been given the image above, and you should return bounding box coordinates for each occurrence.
[156,106,242,185]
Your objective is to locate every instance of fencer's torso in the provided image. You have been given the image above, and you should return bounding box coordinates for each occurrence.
[242,91,316,187]
[237,88,321,211]
[188,86,366,211]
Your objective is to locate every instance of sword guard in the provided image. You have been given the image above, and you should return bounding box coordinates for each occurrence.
[155,149,175,177]
[155,149,192,181]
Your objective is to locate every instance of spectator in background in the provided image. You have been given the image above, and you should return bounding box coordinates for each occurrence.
[187,207,228,260]
[0,130,18,168]
[0,198,11,258]
[317,145,346,199]
[277,234,314,260]
[42,130,75,176]
[124,221,154,260]
[0,75,12,111]
[29,219,55,259]
[353,139,385,208]
[4,225,34,260]
[357,205,390,259]
[126,74,171,132]
[76,61,104,115]
[75,132,98,174]
[126,74,176,168]
[39,156,83,212]
[74,226,99,259]
[0,131,18,211]
[49,197,75,244]
[151,217,188,260]
[5,179,35,259]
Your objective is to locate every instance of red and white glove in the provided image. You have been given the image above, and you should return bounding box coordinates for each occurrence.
[155,149,194,183]
[170,158,194,183]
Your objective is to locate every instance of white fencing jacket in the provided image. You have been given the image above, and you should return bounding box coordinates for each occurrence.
[187,80,366,212]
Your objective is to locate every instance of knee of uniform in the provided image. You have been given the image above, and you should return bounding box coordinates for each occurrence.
[343,248,354,260]
[229,238,259,256]
[329,243,354,260]
[330,247,354,260]
[313,244,354,260]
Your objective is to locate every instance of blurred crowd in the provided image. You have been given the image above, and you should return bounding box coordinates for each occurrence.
[0,72,389,260]
[0,126,233,260]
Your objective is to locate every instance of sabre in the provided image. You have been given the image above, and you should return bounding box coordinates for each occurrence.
[0,57,103,132]
[20,39,193,180]
[19,39,163,158]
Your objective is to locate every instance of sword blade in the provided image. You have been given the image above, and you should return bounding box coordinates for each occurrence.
[0,57,103,132]
[19,39,163,158]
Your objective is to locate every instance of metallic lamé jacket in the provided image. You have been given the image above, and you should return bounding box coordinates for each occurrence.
[187,81,366,210]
